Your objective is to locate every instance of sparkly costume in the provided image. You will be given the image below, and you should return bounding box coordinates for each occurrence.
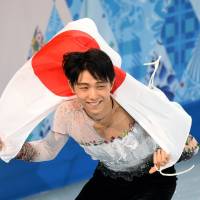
[18,99,199,176]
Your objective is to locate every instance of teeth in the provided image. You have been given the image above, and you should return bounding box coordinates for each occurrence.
[88,101,99,106]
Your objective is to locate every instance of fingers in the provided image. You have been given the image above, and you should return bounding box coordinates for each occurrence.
[149,148,170,174]
[161,149,170,165]
[153,149,157,166]
[190,138,198,149]
[149,166,157,174]
[0,138,3,150]
[185,136,198,151]
[154,148,169,167]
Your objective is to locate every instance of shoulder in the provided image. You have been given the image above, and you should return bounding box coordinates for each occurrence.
[55,99,82,116]
[52,99,82,134]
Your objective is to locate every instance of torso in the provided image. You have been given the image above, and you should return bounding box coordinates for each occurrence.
[53,99,158,172]
[92,100,135,141]
[54,98,135,144]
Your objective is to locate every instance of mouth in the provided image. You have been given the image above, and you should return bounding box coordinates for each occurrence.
[86,100,102,107]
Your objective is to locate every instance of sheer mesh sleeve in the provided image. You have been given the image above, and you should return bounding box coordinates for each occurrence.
[178,134,199,162]
[16,102,71,162]
[51,101,71,135]
[16,131,68,162]
[29,131,68,162]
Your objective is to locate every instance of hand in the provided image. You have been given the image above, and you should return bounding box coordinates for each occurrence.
[0,137,3,151]
[149,148,170,174]
[15,143,37,161]
[185,135,199,152]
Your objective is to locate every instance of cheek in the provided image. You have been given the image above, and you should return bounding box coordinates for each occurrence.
[76,93,87,102]
[75,91,91,104]
[73,88,86,98]
[100,90,112,100]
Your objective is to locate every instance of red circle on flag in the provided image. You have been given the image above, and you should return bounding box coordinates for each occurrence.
[32,30,126,96]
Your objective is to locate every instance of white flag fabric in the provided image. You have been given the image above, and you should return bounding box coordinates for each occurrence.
[0,18,191,170]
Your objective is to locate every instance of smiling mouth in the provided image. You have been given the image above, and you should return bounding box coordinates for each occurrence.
[86,101,102,107]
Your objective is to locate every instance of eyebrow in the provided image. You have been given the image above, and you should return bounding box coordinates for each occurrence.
[77,81,107,86]
[76,83,89,86]
[96,81,107,84]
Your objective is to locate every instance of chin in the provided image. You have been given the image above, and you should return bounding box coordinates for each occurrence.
[87,108,102,115]
[85,105,104,116]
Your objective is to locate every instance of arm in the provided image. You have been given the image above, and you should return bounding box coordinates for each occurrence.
[15,130,69,162]
[149,148,169,174]
[149,134,199,173]
[178,134,199,162]
[15,101,70,162]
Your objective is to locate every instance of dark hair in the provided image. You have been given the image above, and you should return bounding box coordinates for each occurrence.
[62,48,115,86]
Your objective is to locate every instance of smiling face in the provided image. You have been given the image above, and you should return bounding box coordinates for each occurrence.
[71,70,113,120]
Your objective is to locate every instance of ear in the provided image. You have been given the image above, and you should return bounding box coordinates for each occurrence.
[110,79,115,91]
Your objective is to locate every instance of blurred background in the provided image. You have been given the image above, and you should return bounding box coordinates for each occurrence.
[0,0,200,199]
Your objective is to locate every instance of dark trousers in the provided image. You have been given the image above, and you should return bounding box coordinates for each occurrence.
[75,166,177,200]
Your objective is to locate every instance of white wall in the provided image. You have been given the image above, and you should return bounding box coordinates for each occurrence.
[0,0,71,94]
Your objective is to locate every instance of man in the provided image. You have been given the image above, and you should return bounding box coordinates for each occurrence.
[1,49,198,200]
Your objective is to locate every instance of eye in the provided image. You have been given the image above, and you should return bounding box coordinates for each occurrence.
[77,85,89,90]
[97,85,106,89]
[79,87,88,90]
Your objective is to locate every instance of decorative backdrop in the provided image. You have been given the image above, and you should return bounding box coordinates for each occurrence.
[29,0,200,140]
[0,1,200,199]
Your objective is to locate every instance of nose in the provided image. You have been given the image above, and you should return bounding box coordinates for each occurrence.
[88,88,98,100]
